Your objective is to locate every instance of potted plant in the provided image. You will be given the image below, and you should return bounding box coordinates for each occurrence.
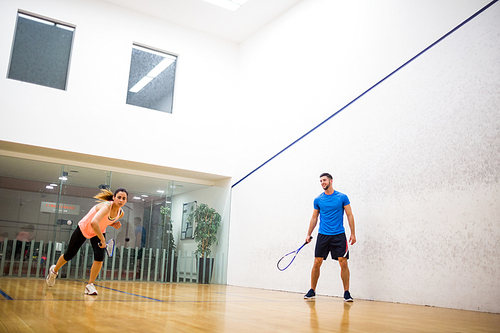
[189,203,221,283]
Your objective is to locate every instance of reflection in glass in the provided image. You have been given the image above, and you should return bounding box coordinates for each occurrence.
[0,154,228,284]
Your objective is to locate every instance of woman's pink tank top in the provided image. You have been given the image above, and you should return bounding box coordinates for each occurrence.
[78,201,122,238]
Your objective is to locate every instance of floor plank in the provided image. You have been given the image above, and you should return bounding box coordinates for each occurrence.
[0,278,498,332]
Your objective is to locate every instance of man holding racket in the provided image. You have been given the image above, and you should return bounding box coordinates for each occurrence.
[304,173,356,302]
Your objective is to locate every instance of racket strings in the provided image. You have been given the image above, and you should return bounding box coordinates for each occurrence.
[277,252,298,271]
[106,239,115,257]
[277,238,312,271]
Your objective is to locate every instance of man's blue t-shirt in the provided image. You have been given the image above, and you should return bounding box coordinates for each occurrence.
[135,226,146,248]
[314,191,350,235]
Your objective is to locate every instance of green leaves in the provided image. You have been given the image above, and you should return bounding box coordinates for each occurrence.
[160,205,171,219]
[190,203,221,258]
[160,205,176,254]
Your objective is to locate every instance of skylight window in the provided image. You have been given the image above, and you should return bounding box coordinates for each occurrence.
[8,12,75,90]
[126,44,178,113]
[202,0,248,11]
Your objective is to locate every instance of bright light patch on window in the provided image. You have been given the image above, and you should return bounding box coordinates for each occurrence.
[56,24,75,32]
[18,13,75,31]
[129,76,153,93]
[129,47,176,93]
[18,13,54,26]
[129,58,175,93]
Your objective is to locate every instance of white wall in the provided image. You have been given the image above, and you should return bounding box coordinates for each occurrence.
[228,0,500,313]
[0,0,237,177]
[231,0,494,183]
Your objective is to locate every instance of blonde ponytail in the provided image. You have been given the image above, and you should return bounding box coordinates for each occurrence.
[94,189,114,202]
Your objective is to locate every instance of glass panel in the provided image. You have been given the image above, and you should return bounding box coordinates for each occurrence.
[51,166,112,279]
[8,12,74,90]
[126,44,177,113]
[171,181,229,284]
[0,154,229,284]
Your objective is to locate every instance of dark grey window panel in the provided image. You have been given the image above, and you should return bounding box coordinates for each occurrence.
[8,13,74,90]
[126,44,177,114]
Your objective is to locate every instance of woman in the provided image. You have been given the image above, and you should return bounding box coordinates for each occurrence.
[46,188,128,295]
[16,224,35,241]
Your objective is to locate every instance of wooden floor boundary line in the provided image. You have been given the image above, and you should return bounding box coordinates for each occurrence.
[94,283,164,302]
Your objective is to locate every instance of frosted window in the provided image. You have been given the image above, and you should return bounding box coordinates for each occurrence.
[8,12,74,90]
[126,44,177,113]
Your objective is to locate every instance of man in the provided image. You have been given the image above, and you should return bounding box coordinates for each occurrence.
[304,173,356,302]
[134,217,146,249]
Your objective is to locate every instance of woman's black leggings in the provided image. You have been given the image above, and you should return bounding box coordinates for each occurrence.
[63,226,105,262]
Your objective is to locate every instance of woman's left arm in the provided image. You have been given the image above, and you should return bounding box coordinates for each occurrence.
[111,210,124,229]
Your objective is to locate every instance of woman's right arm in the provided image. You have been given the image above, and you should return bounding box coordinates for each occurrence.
[91,203,109,248]
[306,209,319,243]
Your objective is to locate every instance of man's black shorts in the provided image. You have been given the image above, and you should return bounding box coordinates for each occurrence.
[315,233,349,260]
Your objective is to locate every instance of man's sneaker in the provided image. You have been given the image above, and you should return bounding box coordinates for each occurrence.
[85,283,98,295]
[304,289,316,299]
[45,265,58,287]
[344,290,353,302]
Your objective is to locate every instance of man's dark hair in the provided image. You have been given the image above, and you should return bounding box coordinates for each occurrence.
[320,173,333,180]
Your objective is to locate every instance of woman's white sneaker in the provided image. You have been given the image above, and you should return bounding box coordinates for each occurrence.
[85,283,98,295]
[45,265,58,287]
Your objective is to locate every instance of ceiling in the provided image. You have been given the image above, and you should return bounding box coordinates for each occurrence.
[99,0,303,43]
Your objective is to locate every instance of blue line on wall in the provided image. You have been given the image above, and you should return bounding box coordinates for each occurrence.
[231,0,498,188]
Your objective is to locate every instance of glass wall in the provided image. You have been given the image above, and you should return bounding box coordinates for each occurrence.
[0,154,229,284]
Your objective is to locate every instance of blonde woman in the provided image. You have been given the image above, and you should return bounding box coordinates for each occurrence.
[46,188,128,295]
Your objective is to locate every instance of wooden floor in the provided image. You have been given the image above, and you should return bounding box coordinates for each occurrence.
[0,278,498,332]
